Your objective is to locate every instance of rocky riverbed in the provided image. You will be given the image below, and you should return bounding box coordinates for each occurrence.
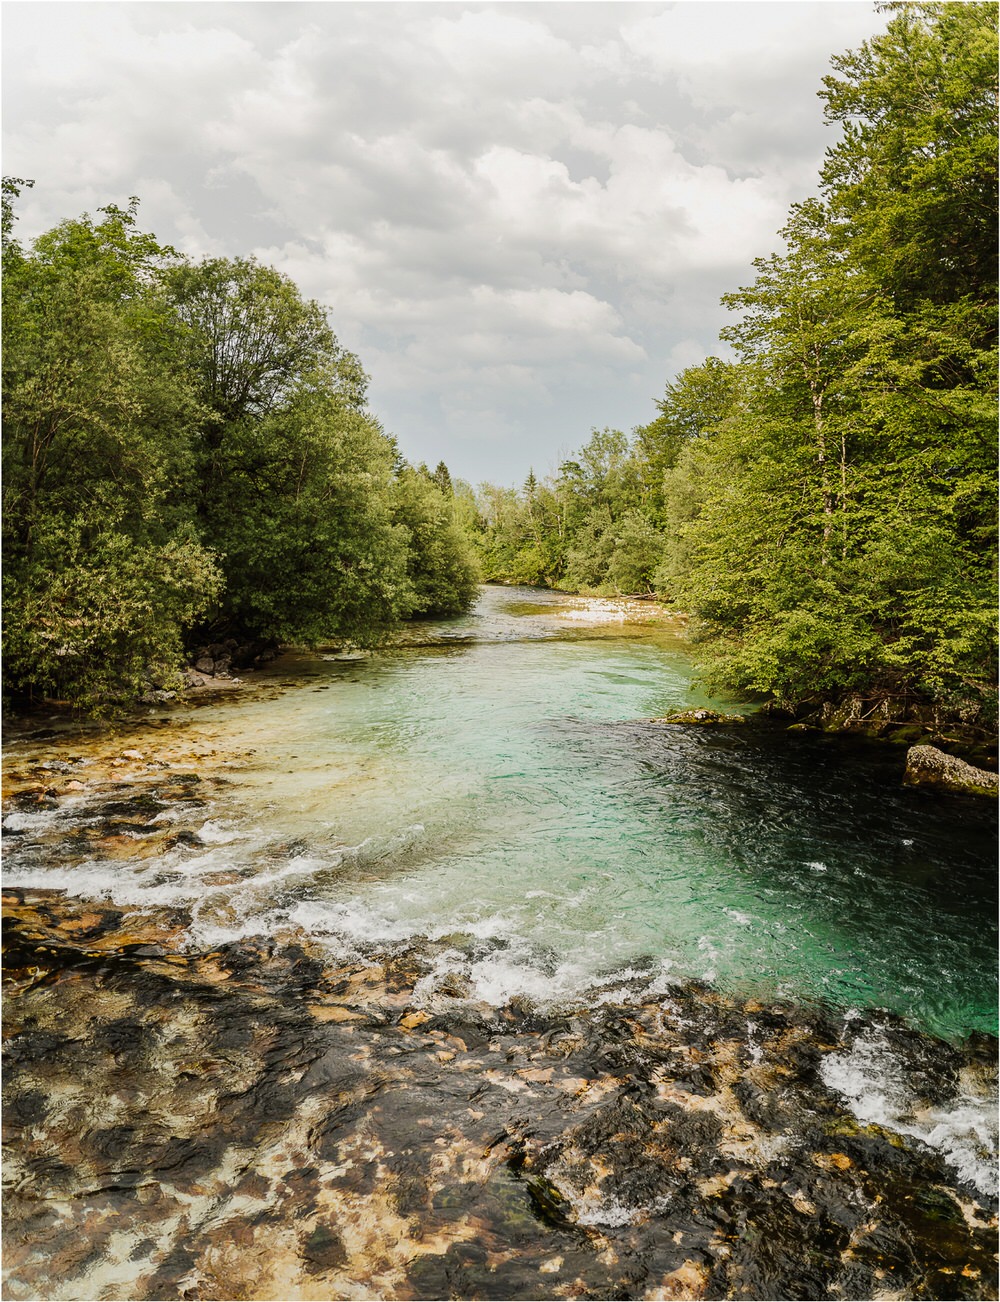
[3,874,998,1301]
[3,649,998,1301]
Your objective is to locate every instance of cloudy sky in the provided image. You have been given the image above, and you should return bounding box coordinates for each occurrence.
[4,1,888,484]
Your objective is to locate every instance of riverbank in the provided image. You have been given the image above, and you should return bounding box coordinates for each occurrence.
[4,885,997,1302]
[6,582,996,780]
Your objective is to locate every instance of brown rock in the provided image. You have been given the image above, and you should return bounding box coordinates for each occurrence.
[400,1009,431,1030]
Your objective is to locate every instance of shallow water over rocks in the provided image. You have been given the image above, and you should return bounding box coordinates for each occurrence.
[4,889,997,1302]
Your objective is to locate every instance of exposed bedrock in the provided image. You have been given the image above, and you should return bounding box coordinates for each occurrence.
[3,890,997,1302]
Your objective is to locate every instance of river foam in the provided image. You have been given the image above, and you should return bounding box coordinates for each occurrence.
[821,1026,999,1199]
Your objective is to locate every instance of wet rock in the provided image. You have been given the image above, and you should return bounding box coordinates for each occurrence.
[904,745,999,797]
[651,709,747,726]
[1,894,996,1302]
[164,829,204,850]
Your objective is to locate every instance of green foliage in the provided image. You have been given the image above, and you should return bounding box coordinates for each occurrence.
[2,191,478,712]
[634,357,739,523]
[2,194,220,711]
[392,466,481,617]
[471,427,658,596]
[606,511,667,595]
[820,1,998,312]
[3,524,221,714]
[166,257,352,435]
[199,396,410,646]
[660,4,998,717]
[466,5,996,725]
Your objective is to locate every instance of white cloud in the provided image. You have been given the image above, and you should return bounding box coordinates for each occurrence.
[2,0,889,483]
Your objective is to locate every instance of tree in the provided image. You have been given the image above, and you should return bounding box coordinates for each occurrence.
[166,257,356,440]
[393,466,480,616]
[2,193,221,711]
[606,511,666,595]
[635,357,740,523]
[3,191,477,710]
[166,256,414,646]
[199,394,410,646]
[432,460,453,495]
[820,2,998,315]
[655,4,997,718]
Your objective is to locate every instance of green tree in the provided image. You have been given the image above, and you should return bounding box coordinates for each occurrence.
[200,394,410,646]
[821,1,998,314]
[606,510,667,595]
[2,193,221,711]
[167,257,356,440]
[167,256,412,646]
[658,4,997,719]
[392,465,480,617]
[635,357,739,522]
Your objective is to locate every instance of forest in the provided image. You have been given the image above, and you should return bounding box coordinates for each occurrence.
[3,2,997,726]
[1,191,480,712]
[471,2,998,725]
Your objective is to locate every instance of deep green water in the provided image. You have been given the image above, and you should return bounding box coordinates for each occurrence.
[5,585,997,1042]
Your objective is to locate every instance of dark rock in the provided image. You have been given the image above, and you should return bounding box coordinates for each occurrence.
[2,896,996,1302]
[165,830,204,849]
[303,1223,347,1271]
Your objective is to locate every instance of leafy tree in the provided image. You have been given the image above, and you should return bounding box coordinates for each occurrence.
[199,394,410,646]
[167,256,416,646]
[606,511,667,595]
[3,192,479,711]
[392,466,481,617]
[635,357,739,522]
[166,257,357,439]
[2,192,221,711]
[820,1,998,314]
[562,505,617,592]
[658,4,997,719]
[3,526,221,710]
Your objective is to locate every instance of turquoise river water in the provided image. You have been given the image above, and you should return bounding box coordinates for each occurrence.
[6,584,995,1045]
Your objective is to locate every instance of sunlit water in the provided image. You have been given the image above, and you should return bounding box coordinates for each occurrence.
[4,585,997,1043]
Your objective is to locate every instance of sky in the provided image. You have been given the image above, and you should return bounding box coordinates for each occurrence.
[3,1,890,485]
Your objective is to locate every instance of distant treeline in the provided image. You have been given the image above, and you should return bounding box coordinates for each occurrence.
[468,3,998,723]
[2,188,479,712]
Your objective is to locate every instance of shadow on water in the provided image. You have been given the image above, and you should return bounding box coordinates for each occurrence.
[532,713,997,1038]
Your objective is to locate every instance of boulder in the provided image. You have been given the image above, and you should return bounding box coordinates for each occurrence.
[652,709,746,726]
[903,745,998,797]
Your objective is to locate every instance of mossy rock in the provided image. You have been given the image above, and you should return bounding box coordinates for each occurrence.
[652,709,747,726]
[885,725,928,746]
[904,745,999,798]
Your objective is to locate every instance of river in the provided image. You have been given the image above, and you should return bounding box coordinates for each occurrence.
[3,584,997,1300]
[6,584,994,1038]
